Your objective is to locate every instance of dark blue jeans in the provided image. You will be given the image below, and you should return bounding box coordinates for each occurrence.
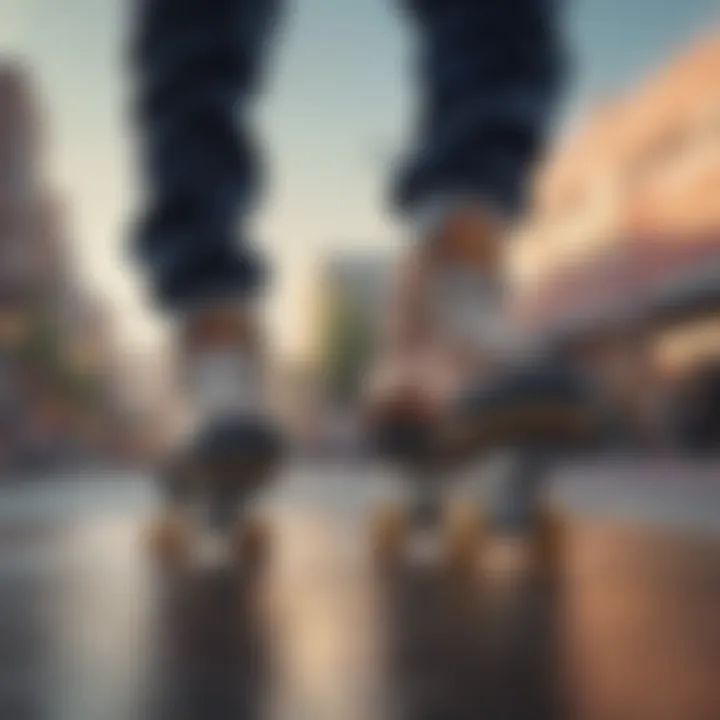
[133,0,563,309]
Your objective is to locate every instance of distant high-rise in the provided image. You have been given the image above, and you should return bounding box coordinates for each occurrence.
[0,63,44,300]
[0,61,126,470]
[311,250,395,403]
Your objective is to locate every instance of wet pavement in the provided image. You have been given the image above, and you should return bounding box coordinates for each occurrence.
[0,462,718,719]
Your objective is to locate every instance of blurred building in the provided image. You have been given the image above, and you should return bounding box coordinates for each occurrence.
[514,34,720,290]
[312,252,394,404]
[513,34,720,447]
[0,61,130,473]
[513,34,720,339]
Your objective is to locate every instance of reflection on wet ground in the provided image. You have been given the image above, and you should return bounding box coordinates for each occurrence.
[0,469,718,719]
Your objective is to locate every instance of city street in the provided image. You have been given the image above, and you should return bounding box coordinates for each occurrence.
[0,461,718,720]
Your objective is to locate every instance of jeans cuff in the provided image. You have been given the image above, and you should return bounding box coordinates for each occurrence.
[151,250,267,312]
[409,193,509,247]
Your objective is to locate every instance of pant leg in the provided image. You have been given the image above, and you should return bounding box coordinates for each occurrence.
[132,0,282,310]
[394,0,564,220]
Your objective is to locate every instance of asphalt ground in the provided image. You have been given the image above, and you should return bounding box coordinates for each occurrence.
[0,460,717,720]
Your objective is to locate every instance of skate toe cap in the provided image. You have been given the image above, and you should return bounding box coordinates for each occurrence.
[447,360,600,453]
[193,416,284,466]
[368,415,437,461]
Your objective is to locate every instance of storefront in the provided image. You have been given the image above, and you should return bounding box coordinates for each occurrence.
[519,233,720,448]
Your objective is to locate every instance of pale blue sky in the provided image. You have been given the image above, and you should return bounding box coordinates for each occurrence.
[0,0,718,353]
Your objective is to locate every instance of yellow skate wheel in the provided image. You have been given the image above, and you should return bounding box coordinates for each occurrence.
[145,511,194,564]
[532,505,567,578]
[232,515,272,567]
[442,501,485,575]
[370,503,408,568]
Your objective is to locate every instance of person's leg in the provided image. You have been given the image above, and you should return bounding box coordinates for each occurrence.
[132,0,284,532]
[132,0,283,309]
[395,0,563,226]
[407,0,564,373]
[368,0,595,456]
[369,0,562,415]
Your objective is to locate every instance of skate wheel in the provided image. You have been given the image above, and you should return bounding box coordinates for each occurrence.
[145,511,194,564]
[370,503,408,568]
[531,505,567,577]
[232,515,272,568]
[442,501,484,575]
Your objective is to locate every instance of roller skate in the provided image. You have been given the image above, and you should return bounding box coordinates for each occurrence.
[364,206,506,576]
[146,304,282,570]
[365,204,599,579]
[442,358,600,579]
[368,415,486,579]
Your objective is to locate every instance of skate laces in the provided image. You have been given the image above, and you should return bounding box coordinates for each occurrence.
[431,266,521,358]
[188,349,264,422]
